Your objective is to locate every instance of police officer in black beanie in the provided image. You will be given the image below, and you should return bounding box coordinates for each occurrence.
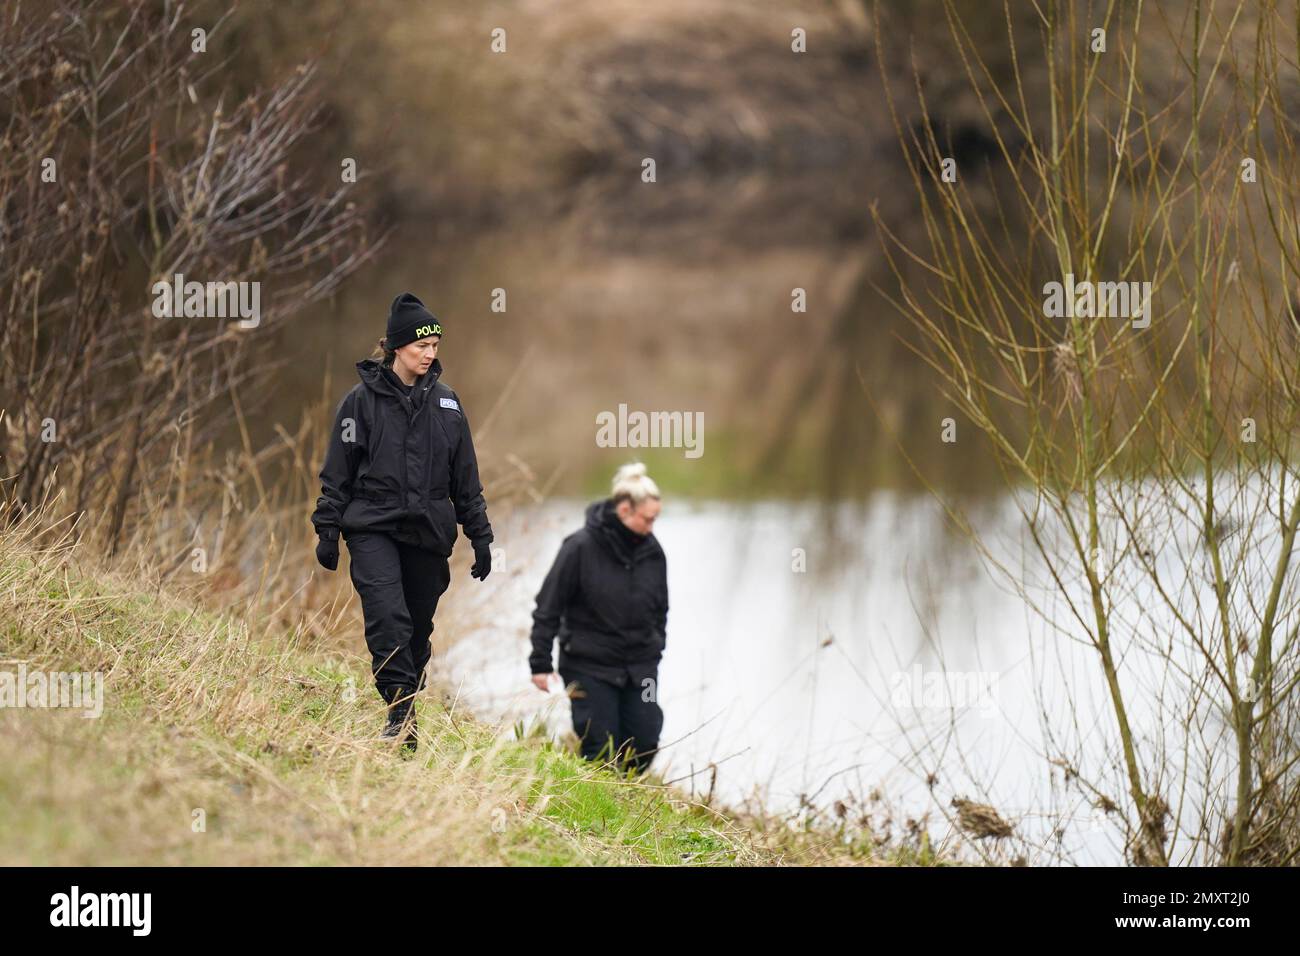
[311,292,494,751]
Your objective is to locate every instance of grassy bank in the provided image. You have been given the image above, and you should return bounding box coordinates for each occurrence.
[0,527,921,866]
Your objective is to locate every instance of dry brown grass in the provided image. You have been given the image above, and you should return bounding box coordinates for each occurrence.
[0,501,921,866]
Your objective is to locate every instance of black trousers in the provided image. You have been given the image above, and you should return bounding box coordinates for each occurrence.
[346,530,451,698]
[559,667,664,774]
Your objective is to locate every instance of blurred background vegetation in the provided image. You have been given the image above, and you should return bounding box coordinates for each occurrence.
[7,0,1289,580]
[210,0,1051,501]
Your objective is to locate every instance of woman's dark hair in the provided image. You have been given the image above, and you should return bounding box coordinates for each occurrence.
[370,336,396,367]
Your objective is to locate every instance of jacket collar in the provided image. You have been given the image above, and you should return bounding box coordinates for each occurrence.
[356,357,442,399]
[585,498,662,564]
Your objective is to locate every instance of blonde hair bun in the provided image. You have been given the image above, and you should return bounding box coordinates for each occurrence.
[611,462,661,504]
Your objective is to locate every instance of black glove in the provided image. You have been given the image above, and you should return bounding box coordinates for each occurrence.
[470,541,492,581]
[315,534,339,571]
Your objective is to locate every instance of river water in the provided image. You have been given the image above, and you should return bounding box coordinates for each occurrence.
[435,491,1214,865]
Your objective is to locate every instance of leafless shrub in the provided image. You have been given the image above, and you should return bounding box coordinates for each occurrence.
[0,0,378,557]
[873,0,1300,865]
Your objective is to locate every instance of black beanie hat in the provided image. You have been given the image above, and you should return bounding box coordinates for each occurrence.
[385,292,442,351]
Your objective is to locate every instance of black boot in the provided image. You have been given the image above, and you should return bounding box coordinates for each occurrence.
[380,685,418,753]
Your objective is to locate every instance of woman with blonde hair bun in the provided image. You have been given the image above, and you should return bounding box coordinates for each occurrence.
[528,462,668,773]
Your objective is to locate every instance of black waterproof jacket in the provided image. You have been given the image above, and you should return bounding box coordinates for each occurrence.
[311,357,493,556]
[529,499,668,680]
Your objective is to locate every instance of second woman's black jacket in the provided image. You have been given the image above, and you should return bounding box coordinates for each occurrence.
[311,357,493,557]
[529,498,668,683]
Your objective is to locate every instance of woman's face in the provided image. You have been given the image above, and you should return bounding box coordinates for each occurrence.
[616,497,661,535]
[394,335,439,377]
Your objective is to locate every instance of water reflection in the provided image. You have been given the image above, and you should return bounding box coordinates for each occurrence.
[435,496,1115,863]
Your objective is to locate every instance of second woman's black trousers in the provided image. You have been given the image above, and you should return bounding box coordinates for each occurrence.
[559,667,664,774]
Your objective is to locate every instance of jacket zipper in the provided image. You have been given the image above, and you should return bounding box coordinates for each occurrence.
[403,379,431,505]
[397,383,415,503]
